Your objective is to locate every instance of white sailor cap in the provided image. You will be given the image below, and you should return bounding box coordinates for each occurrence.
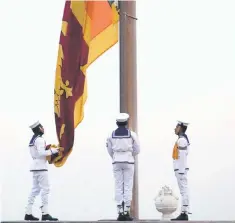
[177,120,189,127]
[116,113,129,122]
[29,121,41,129]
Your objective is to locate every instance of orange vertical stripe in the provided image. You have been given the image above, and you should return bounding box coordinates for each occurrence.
[86,1,113,38]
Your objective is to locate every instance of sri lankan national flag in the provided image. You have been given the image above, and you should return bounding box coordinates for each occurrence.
[53,0,119,167]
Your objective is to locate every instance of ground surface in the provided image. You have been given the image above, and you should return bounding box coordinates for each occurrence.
[2,221,235,223]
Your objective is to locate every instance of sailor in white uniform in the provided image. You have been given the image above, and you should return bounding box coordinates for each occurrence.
[106,113,140,221]
[24,121,59,221]
[171,121,190,221]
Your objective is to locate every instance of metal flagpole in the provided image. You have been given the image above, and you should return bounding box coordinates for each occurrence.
[119,0,139,219]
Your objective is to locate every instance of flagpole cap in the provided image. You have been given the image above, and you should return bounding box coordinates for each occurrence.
[116,113,129,122]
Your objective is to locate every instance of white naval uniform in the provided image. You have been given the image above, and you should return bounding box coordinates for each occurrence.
[173,134,190,214]
[106,127,140,213]
[25,134,57,215]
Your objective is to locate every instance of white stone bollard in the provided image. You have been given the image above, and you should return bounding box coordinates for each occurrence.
[154,185,179,220]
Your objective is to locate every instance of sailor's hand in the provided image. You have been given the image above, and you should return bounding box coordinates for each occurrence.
[46,144,51,150]
[50,148,59,154]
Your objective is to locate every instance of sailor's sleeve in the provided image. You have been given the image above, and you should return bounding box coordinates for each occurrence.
[177,138,188,174]
[106,136,113,158]
[36,138,52,157]
[131,132,140,156]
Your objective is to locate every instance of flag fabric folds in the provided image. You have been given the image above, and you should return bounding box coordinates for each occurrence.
[53,0,119,167]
